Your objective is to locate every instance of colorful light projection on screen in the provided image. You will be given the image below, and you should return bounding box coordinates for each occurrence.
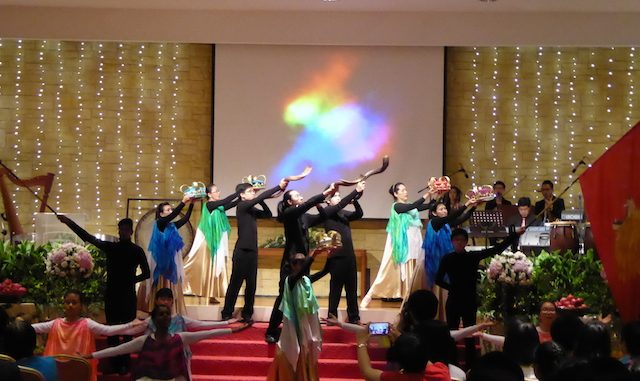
[271,57,391,182]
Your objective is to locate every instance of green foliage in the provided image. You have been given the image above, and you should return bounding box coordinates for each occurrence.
[478,249,615,320]
[0,241,106,314]
[260,227,326,249]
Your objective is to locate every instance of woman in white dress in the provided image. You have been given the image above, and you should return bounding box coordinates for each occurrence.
[360,183,436,308]
[183,184,238,304]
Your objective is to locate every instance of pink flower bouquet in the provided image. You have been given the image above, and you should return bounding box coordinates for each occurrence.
[45,242,95,278]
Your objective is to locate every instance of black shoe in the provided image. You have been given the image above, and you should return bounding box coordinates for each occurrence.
[240,317,254,325]
[265,334,278,344]
[221,314,232,321]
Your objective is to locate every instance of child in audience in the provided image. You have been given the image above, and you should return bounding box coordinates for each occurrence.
[85,304,247,381]
[32,290,145,381]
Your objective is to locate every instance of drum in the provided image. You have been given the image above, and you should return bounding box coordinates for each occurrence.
[549,221,579,254]
[583,222,596,253]
[134,207,195,258]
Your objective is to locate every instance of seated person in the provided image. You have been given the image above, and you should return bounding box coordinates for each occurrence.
[534,180,565,222]
[485,181,512,211]
[506,197,541,229]
[4,320,58,381]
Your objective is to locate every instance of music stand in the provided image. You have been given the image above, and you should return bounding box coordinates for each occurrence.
[470,210,505,248]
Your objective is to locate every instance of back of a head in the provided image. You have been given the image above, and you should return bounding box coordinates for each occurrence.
[574,321,611,360]
[534,341,566,381]
[550,313,584,353]
[403,289,438,325]
[504,319,539,366]
[386,333,428,374]
[3,320,36,360]
[414,320,456,365]
[468,351,524,381]
[552,357,631,381]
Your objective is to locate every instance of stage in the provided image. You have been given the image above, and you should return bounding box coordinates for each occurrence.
[184,295,401,324]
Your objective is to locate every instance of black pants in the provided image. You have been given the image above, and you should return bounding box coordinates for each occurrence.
[266,259,291,338]
[309,256,360,323]
[446,296,478,368]
[105,289,136,372]
[221,248,258,320]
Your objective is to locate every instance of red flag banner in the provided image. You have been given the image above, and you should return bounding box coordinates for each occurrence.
[579,122,640,321]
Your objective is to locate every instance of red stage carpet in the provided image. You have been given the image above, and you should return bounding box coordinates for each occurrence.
[98,323,387,381]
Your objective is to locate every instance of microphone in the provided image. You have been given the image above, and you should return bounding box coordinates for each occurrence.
[571,156,587,173]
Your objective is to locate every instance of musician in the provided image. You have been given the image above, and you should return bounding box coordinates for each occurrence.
[484,181,512,211]
[534,180,565,222]
[506,197,541,229]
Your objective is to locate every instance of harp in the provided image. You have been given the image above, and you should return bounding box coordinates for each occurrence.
[0,168,55,239]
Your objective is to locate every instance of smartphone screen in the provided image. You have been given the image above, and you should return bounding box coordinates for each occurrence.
[368,322,390,335]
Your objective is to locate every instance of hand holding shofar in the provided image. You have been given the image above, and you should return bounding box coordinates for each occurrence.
[331,155,390,199]
[269,166,313,198]
[0,160,59,216]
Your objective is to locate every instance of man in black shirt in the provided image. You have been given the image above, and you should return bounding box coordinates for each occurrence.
[58,214,150,373]
[220,179,288,323]
[436,227,520,366]
[534,180,565,222]
[484,180,512,211]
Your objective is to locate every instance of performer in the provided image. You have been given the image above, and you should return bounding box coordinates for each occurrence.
[309,182,365,324]
[85,304,248,381]
[435,228,520,366]
[265,185,335,343]
[505,197,541,229]
[183,184,239,304]
[534,180,565,222]
[57,214,149,374]
[267,247,331,381]
[360,183,436,308]
[424,198,479,290]
[444,186,465,215]
[484,181,512,211]
[221,179,288,323]
[32,290,145,381]
[143,196,194,315]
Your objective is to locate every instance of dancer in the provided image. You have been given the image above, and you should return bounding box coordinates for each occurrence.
[221,178,289,323]
[267,247,333,381]
[146,288,237,378]
[57,214,149,373]
[360,183,437,308]
[309,181,365,324]
[143,196,194,315]
[265,185,335,343]
[424,197,479,290]
[85,304,248,381]
[183,184,239,304]
[32,290,145,381]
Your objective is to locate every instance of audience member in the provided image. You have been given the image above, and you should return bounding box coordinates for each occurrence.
[4,320,58,381]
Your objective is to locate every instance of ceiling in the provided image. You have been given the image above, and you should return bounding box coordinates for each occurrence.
[1,0,640,13]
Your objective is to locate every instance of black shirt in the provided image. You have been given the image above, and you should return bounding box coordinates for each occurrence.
[393,197,434,214]
[534,197,565,222]
[485,197,513,211]
[235,185,282,250]
[321,189,363,258]
[430,206,476,232]
[157,202,194,232]
[435,233,519,302]
[65,220,150,294]
[281,193,327,260]
[206,191,239,213]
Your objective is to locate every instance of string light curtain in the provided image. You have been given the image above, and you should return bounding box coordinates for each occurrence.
[446,47,638,210]
[0,39,211,234]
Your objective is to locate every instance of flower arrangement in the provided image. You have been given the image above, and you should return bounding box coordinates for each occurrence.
[487,250,533,286]
[45,242,95,278]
